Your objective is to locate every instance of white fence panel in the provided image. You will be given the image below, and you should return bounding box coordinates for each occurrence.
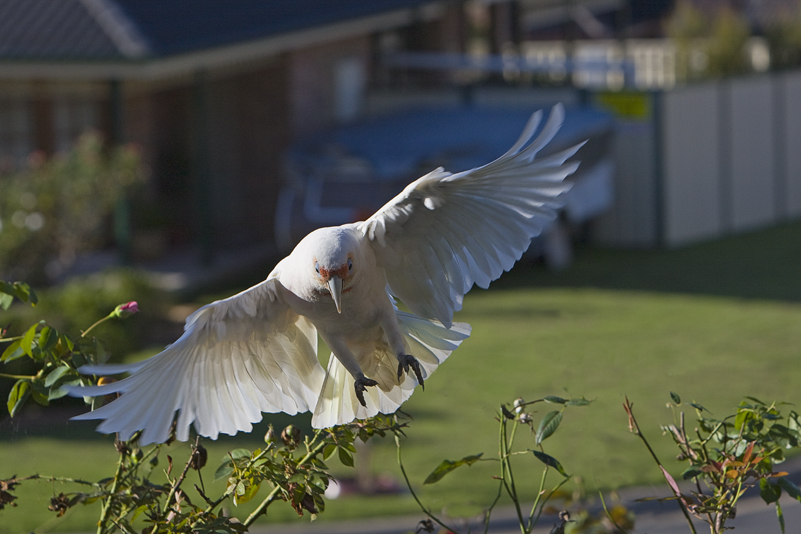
[727,76,776,232]
[662,83,721,246]
[781,71,801,219]
[592,119,658,247]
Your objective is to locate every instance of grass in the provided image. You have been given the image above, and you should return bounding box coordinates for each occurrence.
[3,219,801,533]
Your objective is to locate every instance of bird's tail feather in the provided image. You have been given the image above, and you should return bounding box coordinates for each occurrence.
[311,313,471,428]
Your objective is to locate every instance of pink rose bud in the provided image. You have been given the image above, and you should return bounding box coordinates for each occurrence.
[114,301,139,318]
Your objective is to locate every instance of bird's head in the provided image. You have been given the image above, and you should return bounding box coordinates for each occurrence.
[304,228,361,313]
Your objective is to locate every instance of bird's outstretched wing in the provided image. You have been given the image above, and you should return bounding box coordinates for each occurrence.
[69,277,325,445]
[358,104,583,327]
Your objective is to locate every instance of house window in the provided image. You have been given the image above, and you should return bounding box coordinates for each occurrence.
[0,98,32,170]
[334,56,365,123]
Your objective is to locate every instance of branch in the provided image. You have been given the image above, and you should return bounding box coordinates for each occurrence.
[394,426,459,534]
[623,397,698,534]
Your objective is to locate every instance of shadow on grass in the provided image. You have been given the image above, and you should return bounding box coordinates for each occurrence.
[496,219,801,303]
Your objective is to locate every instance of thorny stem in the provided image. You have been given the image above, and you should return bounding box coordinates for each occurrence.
[0,373,35,380]
[624,397,698,534]
[162,437,201,514]
[12,474,100,488]
[97,446,127,534]
[676,411,715,528]
[394,429,457,534]
[242,434,327,527]
[599,491,629,533]
[527,465,550,530]
[500,416,526,534]
[482,412,508,534]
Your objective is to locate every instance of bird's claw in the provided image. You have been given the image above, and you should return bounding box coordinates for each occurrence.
[397,354,425,390]
[354,376,378,407]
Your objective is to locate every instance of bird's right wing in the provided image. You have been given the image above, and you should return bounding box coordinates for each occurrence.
[358,104,582,327]
[69,277,325,445]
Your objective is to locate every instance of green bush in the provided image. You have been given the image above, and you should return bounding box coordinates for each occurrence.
[0,133,145,284]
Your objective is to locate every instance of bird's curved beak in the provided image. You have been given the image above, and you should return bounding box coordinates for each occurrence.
[327,276,342,313]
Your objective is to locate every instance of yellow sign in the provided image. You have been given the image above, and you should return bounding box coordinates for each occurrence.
[594,91,651,120]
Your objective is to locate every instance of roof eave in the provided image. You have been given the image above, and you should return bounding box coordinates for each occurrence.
[0,2,444,82]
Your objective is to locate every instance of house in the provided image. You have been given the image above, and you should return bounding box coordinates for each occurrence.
[0,0,517,264]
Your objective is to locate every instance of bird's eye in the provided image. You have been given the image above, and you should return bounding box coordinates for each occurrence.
[314,262,320,274]
[348,258,353,271]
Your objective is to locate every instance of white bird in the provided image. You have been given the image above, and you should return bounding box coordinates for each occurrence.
[69,104,583,445]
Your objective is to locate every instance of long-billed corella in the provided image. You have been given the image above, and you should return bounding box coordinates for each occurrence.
[69,104,584,444]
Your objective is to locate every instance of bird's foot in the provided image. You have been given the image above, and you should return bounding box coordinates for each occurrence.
[354,375,378,407]
[397,354,425,389]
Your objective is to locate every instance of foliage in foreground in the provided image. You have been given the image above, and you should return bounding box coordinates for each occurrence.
[0,281,608,533]
[4,280,801,534]
[626,392,801,534]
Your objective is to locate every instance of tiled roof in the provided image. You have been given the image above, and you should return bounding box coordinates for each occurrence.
[0,0,435,61]
[0,0,130,59]
[114,0,435,56]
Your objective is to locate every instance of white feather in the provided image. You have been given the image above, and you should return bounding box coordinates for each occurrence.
[70,105,581,442]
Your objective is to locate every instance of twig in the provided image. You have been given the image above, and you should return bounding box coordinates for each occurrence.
[0,373,35,380]
[624,397,698,534]
[599,492,629,533]
[97,447,126,534]
[394,427,459,534]
[162,436,200,514]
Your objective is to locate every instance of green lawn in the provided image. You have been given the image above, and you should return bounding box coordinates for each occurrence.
[3,220,801,533]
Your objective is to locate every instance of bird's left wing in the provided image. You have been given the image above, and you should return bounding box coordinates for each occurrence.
[357,104,583,327]
[69,276,325,445]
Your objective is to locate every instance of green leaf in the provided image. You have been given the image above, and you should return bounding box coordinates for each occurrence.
[228,449,251,460]
[44,366,73,387]
[544,396,567,404]
[690,402,709,413]
[48,379,82,400]
[7,380,30,417]
[214,462,234,481]
[0,292,11,310]
[536,411,562,445]
[670,392,681,404]
[338,447,354,467]
[0,281,37,308]
[760,478,782,504]
[423,453,483,485]
[531,450,569,477]
[1,340,24,363]
[682,467,703,480]
[30,379,49,406]
[235,481,260,505]
[38,327,57,353]
[20,323,37,357]
[777,477,801,501]
[777,500,785,534]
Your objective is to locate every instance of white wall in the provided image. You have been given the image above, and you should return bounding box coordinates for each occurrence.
[592,118,659,247]
[662,83,721,246]
[600,69,801,248]
[727,76,776,232]
[781,71,801,219]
